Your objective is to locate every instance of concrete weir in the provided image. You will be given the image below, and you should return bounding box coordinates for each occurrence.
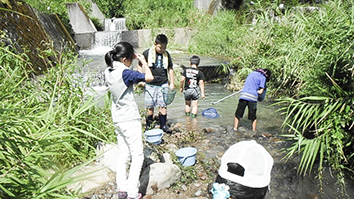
[65,2,194,50]
[67,1,229,80]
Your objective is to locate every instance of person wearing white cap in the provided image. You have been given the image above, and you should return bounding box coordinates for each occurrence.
[211,140,274,199]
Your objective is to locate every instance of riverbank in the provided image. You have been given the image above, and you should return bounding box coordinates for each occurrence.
[79,83,354,199]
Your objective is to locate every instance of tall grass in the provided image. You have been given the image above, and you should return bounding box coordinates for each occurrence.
[191,1,354,97]
[0,33,114,198]
[189,0,354,193]
[121,0,195,29]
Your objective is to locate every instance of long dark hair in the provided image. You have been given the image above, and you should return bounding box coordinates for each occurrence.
[105,42,135,67]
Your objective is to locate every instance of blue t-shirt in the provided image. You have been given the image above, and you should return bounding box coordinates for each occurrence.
[239,71,266,102]
[122,69,145,87]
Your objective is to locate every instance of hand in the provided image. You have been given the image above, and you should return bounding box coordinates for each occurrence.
[180,88,183,93]
[137,82,145,87]
[135,53,146,63]
[201,94,205,100]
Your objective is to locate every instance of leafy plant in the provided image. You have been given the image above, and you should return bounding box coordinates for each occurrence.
[0,31,114,198]
[276,74,354,194]
[121,0,196,29]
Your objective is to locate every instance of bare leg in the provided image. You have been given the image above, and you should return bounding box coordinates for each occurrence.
[147,108,154,116]
[191,100,199,115]
[185,100,191,114]
[234,117,240,131]
[252,119,257,132]
[159,107,167,115]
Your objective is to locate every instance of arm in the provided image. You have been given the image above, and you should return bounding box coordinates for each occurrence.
[136,53,153,82]
[180,76,186,93]
[257,88,264,94]
[168,67,175,89]
[137,61,143,73]
[199,79,205,100]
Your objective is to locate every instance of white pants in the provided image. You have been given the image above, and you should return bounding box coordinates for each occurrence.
[114,119,144,198]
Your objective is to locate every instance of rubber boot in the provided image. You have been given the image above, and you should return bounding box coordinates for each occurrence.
[159,114,172,134]
[146,115,153,130]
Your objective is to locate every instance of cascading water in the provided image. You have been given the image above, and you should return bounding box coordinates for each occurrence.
[94,18,127,48]
[105,18,127,32]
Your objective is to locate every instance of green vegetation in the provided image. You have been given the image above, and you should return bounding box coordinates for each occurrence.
[9,0,354,196]
[121,0,195,29]
[0,32,114,198]
[119,0,354,192]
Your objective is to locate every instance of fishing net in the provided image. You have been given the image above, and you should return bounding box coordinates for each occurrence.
[162,87,176,105]
[202,108,220,119]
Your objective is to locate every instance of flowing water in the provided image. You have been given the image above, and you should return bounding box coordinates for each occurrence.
[78,46,354,199]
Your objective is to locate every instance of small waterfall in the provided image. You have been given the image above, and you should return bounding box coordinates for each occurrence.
[105,18,127,31]
[93,18,127,48]
[94,31,122,48]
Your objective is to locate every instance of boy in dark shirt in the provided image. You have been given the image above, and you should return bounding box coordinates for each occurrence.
[180,55,205,118]
[141,34,174,133]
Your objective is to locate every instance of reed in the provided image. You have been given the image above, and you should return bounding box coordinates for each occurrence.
[0,36,114,198]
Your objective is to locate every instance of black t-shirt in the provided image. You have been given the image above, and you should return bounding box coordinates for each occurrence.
[182,67,204,89]
[142,48,173,86]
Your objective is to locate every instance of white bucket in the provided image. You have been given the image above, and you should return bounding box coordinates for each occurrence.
[175,147,197,166]
[144,129,163,145]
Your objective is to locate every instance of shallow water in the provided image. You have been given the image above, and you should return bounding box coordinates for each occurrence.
[78,48,354,199]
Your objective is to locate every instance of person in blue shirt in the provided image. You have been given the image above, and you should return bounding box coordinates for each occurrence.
[105,41,153,199]
[233,69,271,132]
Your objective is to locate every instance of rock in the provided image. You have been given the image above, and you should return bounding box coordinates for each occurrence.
[67,164,115,194]
[145,153,181,195]
[96,143,119,172]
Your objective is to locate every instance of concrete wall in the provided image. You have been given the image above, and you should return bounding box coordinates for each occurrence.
[0,0,76,73]
[66,3,97,34]
[194,0,222,15]
[194,0,214,10]
[91,1,105,25]
[66,3,196,50]
[75,33,95,50]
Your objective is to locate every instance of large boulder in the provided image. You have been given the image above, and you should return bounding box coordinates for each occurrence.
[140,153,181,195]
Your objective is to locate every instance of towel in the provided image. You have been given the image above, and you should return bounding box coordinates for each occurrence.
[147,46,169,69]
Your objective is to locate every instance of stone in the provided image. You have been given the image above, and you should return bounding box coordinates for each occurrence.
[96,143,119,172]
[145,153,181,195]
[67,164,115,194]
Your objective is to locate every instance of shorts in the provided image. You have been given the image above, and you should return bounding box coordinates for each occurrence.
[145,83,168,108]
[235,99,257,121]
[184,88,200,101]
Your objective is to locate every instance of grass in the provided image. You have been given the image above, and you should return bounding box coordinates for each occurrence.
[0,34,115,198]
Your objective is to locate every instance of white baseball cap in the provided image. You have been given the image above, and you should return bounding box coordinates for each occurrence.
[218,140,273,188]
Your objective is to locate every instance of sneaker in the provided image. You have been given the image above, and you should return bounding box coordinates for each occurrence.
[185,112,190,116]
[117,191,127,199]
[191,114,197,118]
[127,193,142,199]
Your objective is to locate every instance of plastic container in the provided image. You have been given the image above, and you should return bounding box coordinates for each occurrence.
[145,129,163,145]
[175,147,197,166]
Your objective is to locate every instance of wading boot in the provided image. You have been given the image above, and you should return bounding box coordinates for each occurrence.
[159,114,172,134]
[146,115,153,130]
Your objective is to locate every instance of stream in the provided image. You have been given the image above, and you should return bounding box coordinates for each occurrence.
[78,47,354,199]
